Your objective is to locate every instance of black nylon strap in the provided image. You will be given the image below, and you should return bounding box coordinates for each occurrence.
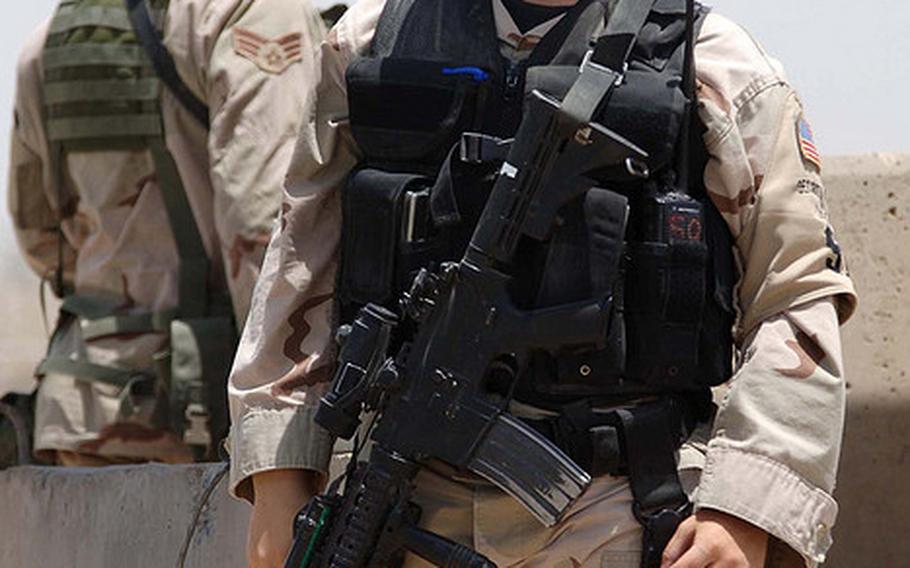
[125,0,209,129]
[429,145,464,227]
[590,0,659,72]
[521,403,625,478]
[618,401,692,568]
[560,0,659,125]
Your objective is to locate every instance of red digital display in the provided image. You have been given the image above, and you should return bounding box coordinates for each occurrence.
[667,209,702,243]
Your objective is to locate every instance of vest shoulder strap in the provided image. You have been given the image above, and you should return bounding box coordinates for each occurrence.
[126,0,214,317]
[125,0,209,129]
[147,138,211,318]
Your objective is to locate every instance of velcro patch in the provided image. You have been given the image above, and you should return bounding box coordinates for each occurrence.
[233,28,303,75]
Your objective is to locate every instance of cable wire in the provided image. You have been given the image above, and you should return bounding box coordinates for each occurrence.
[176,462,229,568]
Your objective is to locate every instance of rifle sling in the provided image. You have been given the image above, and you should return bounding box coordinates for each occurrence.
[561,0,659,125]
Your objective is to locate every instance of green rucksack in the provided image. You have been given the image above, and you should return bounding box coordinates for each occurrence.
[37,0,235,460]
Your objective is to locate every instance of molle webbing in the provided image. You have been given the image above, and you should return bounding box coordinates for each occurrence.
[42,0,213,319]
[126,0,210,129]
[43,0,168,150]
[39,1,233,455]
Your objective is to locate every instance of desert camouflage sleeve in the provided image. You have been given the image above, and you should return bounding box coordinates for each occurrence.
[7,20,76,289]
[170,0,326,324]
[693,14,858,566]
[226,0,386,502]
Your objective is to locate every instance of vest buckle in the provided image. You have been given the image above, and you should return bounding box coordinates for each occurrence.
[580,49,627,87]
[459,133,511,165]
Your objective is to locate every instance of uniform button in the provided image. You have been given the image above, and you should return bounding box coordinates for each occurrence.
[815,521,831,544]
[579,364,592,377]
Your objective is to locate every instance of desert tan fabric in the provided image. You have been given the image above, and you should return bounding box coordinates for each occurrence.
[692,297,845,567]
[399,431,705,568]
[695,14,855,335]
[402,468,650,568]
[227,1,857,565]
[492,0,564,59]
[8,0,324,461]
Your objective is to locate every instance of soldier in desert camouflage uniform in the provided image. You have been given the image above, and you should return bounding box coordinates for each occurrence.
[227,1,857,567]
[7,0,325,465]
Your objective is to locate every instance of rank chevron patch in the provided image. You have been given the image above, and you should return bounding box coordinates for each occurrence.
[233,28,303,75]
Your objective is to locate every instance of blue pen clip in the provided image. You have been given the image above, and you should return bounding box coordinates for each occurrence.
[442,66,490,83]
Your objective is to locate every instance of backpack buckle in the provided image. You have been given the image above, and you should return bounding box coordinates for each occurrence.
[183,403,211,449]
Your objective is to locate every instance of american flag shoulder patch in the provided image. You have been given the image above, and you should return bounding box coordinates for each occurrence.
[233,28,303,75]
[797,117,822,172]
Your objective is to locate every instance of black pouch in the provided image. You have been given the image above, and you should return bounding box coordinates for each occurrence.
[347,57,490,165]
[517,187,630,400]
[624,192,708,387]
[339,169,432,310]
[525,64,687,181]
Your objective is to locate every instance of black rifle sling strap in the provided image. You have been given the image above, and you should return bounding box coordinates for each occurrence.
[618,403,693,568]
[674,0,698,194]
[126,0,210,129]
[561,0,658,125]
[560,0,695,566]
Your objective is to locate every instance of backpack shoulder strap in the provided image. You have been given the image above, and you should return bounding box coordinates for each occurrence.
[125,0,209,129]
[125,0,216,317]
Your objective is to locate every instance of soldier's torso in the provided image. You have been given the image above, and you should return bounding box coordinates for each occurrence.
[338,0,736,405]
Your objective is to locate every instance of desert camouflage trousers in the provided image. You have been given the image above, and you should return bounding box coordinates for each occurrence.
[402,460,702,568]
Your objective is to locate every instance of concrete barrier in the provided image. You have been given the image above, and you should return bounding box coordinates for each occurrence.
[0,464,247,568]
[0,449,353,568]
[0,154,906,566]
[824,153,910,566]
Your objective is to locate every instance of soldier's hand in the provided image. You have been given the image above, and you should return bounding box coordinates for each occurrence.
[661,509,768,568]
[248,469,325,568]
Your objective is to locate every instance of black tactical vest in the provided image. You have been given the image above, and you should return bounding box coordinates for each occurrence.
[338,0,737,406]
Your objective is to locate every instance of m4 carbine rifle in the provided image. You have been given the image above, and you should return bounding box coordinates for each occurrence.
[283,65,648,568]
